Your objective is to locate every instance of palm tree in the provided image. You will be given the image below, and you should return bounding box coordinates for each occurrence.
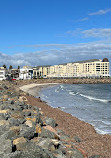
[9,65,13,69]
[2,64,7,69]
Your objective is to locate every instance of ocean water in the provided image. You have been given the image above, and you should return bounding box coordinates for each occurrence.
[39,84,111,135]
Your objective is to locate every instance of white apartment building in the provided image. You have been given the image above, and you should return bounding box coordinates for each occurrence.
[0,67,7,80]
[34,58,110,78]
[19,66,33,80]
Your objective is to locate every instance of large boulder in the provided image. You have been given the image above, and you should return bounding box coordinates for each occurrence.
[2,151,22,158]
[0,120,9,127]
[19,126,35,140]
[44,117,56,128]
[10,126,20,136]
[0,139,12,155]
[35,137,60,151]
[40,125,60,140]
[66,149,84,158]
[8,118,21,126]
[21,142,53,158]
[0,124,10,136]
[13,137,27,151]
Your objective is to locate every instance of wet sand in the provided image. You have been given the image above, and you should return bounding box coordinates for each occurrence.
[19,83,111,158]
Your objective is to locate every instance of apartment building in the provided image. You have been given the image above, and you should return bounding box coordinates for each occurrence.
[19,66,33,80]
[33,65,50,78]
[78,58,109,78]
[34,58,110,78]
[0,67,7,80]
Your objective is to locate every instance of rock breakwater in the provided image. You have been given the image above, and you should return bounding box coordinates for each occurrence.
[0,81,91,158]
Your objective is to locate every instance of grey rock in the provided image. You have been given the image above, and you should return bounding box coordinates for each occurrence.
[89,155,100,158]
[10,100,14,104]
[0,115,6,120]
[2,129,19,140]
[45,117,56,128]
[0,139,12,155]
[0,113,10,120]
[8,118,20,126]
[37,138,56,151]
[17,118,26,124]
[22,142,53,158]
[32,106,39,111]
[3,86,8,90]
[40,128,56,139]
[6,105,19,111]
[35,113,42,124]
[60,135,70,141]
[23,111,31,117]
[27,104,32,109]
[55,150,67,158]
[68,149,84,158]
[0,104,9,110]
[20,126,35,140]
[3,151,22,158]
[0,125,10,136]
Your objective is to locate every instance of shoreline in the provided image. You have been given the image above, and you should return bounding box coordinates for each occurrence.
[19,83,60,97]
[19,82,111,158]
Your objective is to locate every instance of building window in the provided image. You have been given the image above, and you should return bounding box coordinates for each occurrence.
[0,72,3,75]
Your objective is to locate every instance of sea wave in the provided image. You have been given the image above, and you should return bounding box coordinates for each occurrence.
[55,89,59,93]
[79,93,110,103]
[60,85,64,89]
[102,120,111,125]
[69,91,76,95]
[95,125,111,134]
[68,91,79,96]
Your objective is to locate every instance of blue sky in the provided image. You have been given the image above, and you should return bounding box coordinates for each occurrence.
[0,0,111,71]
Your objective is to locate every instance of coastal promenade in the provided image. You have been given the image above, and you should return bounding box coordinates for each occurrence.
[0,79,111,157]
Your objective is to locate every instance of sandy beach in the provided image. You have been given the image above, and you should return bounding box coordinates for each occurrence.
[19,83,60,96]
[19,82,111,158]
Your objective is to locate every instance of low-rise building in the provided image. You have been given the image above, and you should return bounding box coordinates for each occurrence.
[33,65,50,78]
[19,66,33,80]
[9,69,20,80]
[0,67,7,80]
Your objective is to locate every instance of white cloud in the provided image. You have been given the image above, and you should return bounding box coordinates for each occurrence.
[66,28,111,40]
[75,8,111,24]
[89,9,111,16]
[79,17,89,22]
[0,41,111,70]
[82,28,111,39]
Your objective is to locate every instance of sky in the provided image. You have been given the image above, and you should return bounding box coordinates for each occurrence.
[0,0,111,72]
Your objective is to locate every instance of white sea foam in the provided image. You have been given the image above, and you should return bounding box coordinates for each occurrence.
[55,89,59,93]
[61,107,66,109]
[102,120,111,125]
[69,91,76,95]
[95,128,108,134]
[79,94,109,103]
[95,127,111,135]
[60,85,64,89]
